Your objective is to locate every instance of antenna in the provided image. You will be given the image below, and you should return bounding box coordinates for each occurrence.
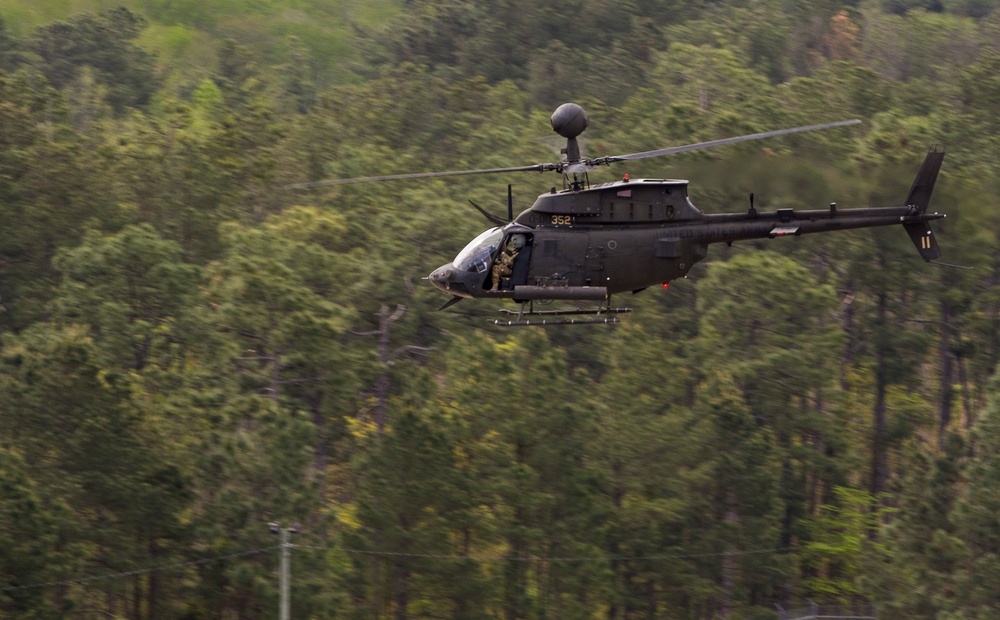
[928,261,972,270]
[508,184,513,221]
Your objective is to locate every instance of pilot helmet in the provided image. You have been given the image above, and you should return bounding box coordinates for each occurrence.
[510,234,526,249]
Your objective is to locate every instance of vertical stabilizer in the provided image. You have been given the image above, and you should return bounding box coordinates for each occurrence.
[905,148,944,214]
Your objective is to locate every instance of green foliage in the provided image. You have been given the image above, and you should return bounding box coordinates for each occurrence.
[0,67,117,329]
[803,487,887,599]
[52,224,203,370]
[859,7,982,82]
[24,7,158,112]
[348,405,492,618]
[0,448,76,619]
[696,252,842,403]
[2,0,1000,616]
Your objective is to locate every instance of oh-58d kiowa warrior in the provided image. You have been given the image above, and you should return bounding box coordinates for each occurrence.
[291,103,946,326]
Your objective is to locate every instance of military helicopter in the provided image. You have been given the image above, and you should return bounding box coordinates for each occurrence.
[291,103,945,326]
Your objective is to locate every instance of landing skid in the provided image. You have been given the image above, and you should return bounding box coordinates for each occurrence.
[490,300,631,327]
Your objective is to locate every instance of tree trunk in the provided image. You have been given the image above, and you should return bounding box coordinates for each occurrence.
[373,305,407,434]
[990,249,1000,374]
[871,290,889,510]
[309,393,328,500]
[937,299,955,447]
[504,528,526,620]
[148,537,160,620]
[957,354,974,429]
[132,574,143,620]
[505,442,528,620]
[720,491,739,619]
[393,560,410,620]
[609,460,624,620]
[840,284,858,390]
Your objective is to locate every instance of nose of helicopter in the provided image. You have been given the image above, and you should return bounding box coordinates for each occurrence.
[428,264,475,297]
[428,264,454,292]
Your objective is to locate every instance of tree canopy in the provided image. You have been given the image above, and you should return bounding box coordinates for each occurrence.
[2,0,1000,617]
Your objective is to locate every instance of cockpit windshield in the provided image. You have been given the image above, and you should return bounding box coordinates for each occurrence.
[453,227,504,273]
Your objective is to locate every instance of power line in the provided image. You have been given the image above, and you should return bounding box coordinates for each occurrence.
[1,543,800,594]
[0,546,279,594]
[293,544,800,562]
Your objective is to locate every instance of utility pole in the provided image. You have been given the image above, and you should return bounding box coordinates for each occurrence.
[269,522,298,620]
[280,528,290,620]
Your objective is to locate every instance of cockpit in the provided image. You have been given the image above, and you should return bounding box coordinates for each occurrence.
[453,227,504,273]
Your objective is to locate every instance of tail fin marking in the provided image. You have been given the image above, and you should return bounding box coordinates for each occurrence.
[904,221,941,261]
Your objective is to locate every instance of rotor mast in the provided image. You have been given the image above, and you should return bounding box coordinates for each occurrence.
[550,103,591,190]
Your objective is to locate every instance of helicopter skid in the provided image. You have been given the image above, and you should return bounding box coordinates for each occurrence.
[492,316,621,327]
[498,307,632,316]
[492,304,630,327]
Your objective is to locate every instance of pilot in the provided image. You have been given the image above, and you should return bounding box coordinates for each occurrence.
[491,234,526,290]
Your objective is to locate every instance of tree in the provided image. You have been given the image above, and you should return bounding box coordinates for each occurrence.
[52,224,202,371]
[204,205,366,503]
[0,15,21,72]
[703,373,787,617]
[651,43,774,114]
[944,391,1000,618]
[0,323,195,618]
[0,68,113,330]
[0,448,76,619]
[844,207,936,497]
[437,331,610,619]
[588,314,698,618]
[346,402,491,619]
[25,8,158,113]
[696,251,847,603]
[97,91,286,260]
[803,486,885,600]
[863,434,967,617]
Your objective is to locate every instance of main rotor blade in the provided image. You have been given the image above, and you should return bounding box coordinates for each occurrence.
[286,119,861,189]
[597,119,861,164]
[286,163,555,189]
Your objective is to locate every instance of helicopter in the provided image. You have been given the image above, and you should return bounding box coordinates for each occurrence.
[291,103,945,326]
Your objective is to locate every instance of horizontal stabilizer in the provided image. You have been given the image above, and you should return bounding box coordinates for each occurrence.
[904,222,941,261]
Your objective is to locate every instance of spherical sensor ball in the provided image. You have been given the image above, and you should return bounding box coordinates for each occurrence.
[550,103,589,139]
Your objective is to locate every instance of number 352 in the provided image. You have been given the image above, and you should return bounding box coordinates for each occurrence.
[550,215,572,225]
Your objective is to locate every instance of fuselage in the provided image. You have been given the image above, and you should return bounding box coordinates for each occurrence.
[427,177,944,301]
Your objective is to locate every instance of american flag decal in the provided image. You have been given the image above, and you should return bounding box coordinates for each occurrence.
[617,189,632,198]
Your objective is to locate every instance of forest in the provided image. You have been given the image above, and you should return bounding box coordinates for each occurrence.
[2,0,1000,618]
